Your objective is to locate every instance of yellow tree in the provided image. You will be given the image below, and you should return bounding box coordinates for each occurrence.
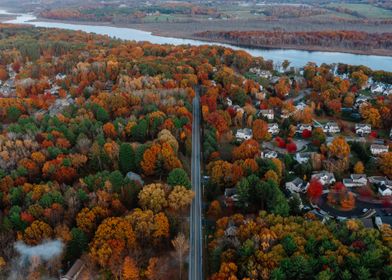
[168,186,194,212]
[90,217,136,272]
[23,221,53,245]
[360,105,381,128]
[328,136,350,159]
[353,161,364,174]
[138,183,168,213]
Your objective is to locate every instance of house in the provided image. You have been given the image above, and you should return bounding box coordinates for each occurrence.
[369,176,388,185]
[370,84,385,94]
[311,171,336,186]
[280,109,292,119]
[355,123,371,136]
[354,95,370,109]
[295,102,307,112]
[323,122,340,134]
[384,88,392,96]
[126,171,144,186]
[226,98,233,107]
[236,128,252,141]
[224,188,239,207]
[370,144,389,156]
[343,174,367,188]
[268,123,280,135]
[55,73,67,80]
[295,152,312,164]
[379,185,392,196]
[285,177,308,193]
[262,150,278,159]
[297,123,312,133]
[258,109,274,121]
[61,259,85,280]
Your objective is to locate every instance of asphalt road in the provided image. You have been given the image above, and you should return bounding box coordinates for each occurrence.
[189,89,203,280]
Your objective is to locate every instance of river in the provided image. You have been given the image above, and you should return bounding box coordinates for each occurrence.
[1,9,392,71]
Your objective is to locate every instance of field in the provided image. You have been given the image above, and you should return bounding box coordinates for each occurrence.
[326,3,392,19]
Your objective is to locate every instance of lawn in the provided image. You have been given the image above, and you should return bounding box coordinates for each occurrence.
[327,3,392,19]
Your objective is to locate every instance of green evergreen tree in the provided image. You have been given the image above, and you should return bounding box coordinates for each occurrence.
[119,143,135,175]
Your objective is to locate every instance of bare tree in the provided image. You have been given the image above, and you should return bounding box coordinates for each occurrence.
[171,233,189,280]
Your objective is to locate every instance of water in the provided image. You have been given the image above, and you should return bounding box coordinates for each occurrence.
[1,9,392,71]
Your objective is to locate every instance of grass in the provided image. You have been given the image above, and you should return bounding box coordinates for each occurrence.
[327,3,392,19]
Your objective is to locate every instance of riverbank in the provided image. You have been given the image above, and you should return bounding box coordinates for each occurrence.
[30,17,392,57]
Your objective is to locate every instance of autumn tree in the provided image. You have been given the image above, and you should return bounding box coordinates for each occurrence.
[351,70,368,88]
[138,183,168,213]
[23,221,53,245]
[329,136,350,159]
[168,185,194,212]
[354,161,365,174]
[274,77,290,98]
[360,105,381,128]
[122,256,140,280]
[307,179,323,202]
[379,152,392,178]
[90,217,136,273]
[232,139,260,160]
[252,119,270,141]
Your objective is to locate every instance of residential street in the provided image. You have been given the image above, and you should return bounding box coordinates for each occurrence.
[189,88,203,280]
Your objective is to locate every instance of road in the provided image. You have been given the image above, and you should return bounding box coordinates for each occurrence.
[189,88,203,280]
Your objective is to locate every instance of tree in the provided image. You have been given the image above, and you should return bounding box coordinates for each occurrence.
[351,71,368,88]
[360,105,381,128]
[65,228,88,263]
[138,183,168,213]
[171,233,189,280]
[23,221,53,245]
[167,168,191,189]
[312,127,326,146]
[379,152,392,178]
[119,143,135,175]
[122,257,140,280]
[282,235,297,256]
[7,106,22,122]
[167,186,194,212]
[232,139,260,160]
[329,136,350,159]
[95,105,110,122]
[253,119,270,141]
[354,161,364,174]
[275,77,290,98]
[307,179,323,202]
[90,217,136,269]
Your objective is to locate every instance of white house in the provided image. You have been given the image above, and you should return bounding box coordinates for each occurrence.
[378,185,392,196]
[297,123,312,133]
[285,177,308,193]
[355,124,371,136]
[323,122,340,134]
[343,174,368,188]
[295,152,312,164]
[226,98,233,107]
[262,150,278,159]
[268,123,280,135]
[370,84,385,95]
[311,171,336,186]
[236,128,252,141]
[370,144,389,156]
[258,109,274,121]
[295,102,307,112]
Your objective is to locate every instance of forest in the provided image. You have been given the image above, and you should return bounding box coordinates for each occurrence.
[0,18,391,280]
[195,30,392,56]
